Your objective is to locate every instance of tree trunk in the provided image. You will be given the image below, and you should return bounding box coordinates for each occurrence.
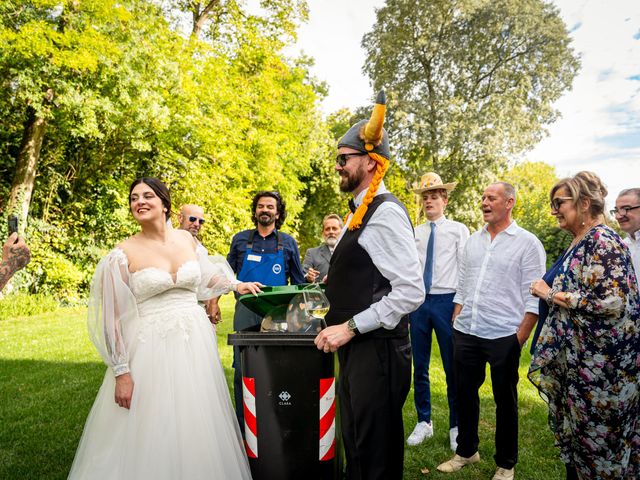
[7,105,47,231]
[191,0,221,39]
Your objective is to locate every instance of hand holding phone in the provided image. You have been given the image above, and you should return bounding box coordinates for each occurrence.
[8,215,18,241]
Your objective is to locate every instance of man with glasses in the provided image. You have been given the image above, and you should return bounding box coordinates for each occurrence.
[314,91,424,479]
[227,190,305,431]
[178,204,208,255]
[613,188,640,279]
[178,204,221,323]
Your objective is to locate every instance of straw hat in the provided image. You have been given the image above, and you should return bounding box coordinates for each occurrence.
[411,172,457,194]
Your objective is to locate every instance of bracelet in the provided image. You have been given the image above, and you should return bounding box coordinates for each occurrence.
[230,282,238,292]
[545,288,557,306]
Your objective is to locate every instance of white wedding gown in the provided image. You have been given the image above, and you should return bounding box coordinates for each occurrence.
[68,248,252,479]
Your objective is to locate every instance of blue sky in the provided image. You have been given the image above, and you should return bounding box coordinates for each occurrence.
[289,0,640,207]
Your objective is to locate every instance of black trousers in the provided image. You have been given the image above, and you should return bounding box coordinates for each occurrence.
[453,330,522,469]
[337,336,412,480]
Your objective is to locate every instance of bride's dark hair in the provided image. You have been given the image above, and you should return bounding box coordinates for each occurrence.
[129,177,172,221]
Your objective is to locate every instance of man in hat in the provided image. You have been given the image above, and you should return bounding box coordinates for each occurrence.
[302,213,343,283]
[406,173,469,452]
[314,91,425,480]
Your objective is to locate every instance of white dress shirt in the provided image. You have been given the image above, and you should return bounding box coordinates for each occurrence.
[453,220,546,339]
[624,231,640,283]
[340,181,426,334]
[414,216,470,294]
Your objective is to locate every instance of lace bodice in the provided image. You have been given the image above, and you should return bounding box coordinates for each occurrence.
[88,248,239,376]
[130,261,201,304]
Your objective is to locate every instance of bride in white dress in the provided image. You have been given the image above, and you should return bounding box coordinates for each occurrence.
[68,178,260,479]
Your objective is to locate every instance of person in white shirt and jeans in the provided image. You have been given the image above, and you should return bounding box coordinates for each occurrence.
[437,182,545,480]
[406,173,469,452]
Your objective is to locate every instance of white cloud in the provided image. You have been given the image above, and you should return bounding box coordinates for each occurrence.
[527,0,640,206]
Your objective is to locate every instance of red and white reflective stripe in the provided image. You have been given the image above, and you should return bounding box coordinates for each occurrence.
[319,377,336,461]
[243,377,258,458]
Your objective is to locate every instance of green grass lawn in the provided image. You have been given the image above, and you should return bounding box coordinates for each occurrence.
[0,297,562,479]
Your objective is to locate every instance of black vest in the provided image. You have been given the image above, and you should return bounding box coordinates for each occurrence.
[325,193,412,339]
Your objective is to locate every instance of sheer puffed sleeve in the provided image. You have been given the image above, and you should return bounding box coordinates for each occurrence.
[87,248,137,376]
[196,249,240,301]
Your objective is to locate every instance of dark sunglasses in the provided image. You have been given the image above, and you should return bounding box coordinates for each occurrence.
[610,205,640,216]
[335,152,367,167]
[188,216,205,225]
[550,196,572,211]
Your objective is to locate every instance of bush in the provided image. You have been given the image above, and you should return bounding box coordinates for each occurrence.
[0,293,59,320]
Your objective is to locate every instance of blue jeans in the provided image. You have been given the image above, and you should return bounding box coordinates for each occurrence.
[409,293,458,428]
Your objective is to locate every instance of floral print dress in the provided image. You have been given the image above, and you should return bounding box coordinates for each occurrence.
[529,225,640,479]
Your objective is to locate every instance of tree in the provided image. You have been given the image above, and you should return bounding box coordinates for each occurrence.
[0,0,327,298]
[362,0,580,226]
[503,160,571,265]
[297,108,350,253]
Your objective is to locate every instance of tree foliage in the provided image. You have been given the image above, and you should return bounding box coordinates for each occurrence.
[0,0,328,299]
[503,160,571,266]
[362,0,580,226]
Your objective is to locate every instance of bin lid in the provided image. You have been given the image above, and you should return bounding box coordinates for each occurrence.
[228,331,320,346]
[238,284,324,317]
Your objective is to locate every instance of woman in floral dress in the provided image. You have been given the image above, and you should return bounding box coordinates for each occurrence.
[529,171,639,480]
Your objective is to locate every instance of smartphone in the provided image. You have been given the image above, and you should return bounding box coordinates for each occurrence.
[8,215,18,236]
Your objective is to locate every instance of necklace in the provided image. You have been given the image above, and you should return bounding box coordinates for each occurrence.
[569,220,600,249]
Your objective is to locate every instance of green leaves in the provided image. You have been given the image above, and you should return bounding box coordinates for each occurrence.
[0,0,326,297]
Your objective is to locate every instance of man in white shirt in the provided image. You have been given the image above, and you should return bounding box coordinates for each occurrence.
[613,188,640,280]
[314,91,425,479]
[406,173,469,452]
[437,182,545,480]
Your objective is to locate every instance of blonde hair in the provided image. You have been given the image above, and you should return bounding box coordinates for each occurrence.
[550,171,607,219]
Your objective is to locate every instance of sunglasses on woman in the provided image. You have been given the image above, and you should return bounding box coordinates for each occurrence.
[550,197,573,211]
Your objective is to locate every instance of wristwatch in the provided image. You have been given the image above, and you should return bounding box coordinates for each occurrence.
[347,318,360,336]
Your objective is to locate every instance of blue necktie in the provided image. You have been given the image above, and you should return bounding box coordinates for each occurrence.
[423,222,435,294]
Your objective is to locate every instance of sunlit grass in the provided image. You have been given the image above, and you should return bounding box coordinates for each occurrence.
[0,298,562,479]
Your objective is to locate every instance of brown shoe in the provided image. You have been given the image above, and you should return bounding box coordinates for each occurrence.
[436,452,481,473]
[492,467,515,480]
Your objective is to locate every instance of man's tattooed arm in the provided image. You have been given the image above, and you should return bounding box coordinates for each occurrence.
[0,235,31,290]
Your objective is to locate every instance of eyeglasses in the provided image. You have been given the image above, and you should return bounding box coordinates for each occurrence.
[550,196,573,211]
[188,216,205,225]
[610,205,640,216]
[335,152,367,167]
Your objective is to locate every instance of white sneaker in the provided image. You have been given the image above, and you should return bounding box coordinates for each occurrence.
[449,426,458,452]
[407,421,433,446]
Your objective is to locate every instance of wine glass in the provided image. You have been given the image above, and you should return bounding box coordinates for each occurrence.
[302,284,329,333]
